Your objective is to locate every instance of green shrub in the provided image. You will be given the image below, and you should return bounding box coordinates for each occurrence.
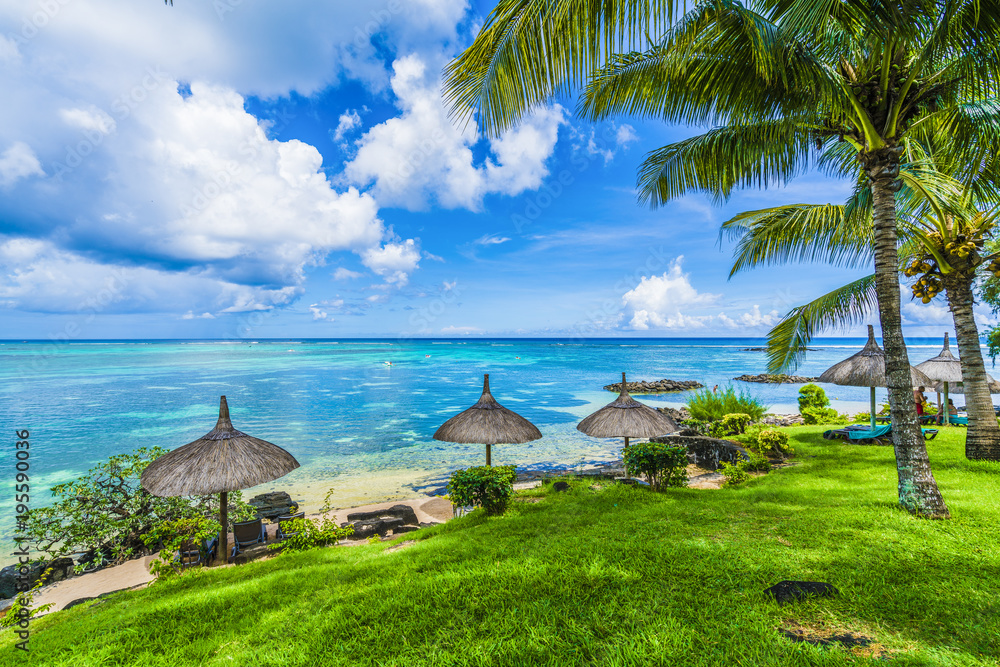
[708,421,729,439]
[270,487,354,555]
[686,386,769,422]
[719,461,751,486]
[742,453,771,472]
[448,465,517,516]
[801,406,849,425]
[730,423,766,449]
[797,383,829,412]
[853,411,871,422]
[274,518,354,554]
[757,429,793,459]
[621,441,689,491]
[721,413,752,435]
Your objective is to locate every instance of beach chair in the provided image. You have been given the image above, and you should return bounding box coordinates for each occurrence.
[275,512,305,540]
[176,536,218,568]
[822,423,938,445]
[936,415,968,426]
[231,518,267,556]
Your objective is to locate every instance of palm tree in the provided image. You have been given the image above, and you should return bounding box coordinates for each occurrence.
[445,0,1000,517]
[723,177,1000,460]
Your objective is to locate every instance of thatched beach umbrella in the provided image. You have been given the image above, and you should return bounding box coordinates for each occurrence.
[433,374,542,465]
[934,374,1000,395]
[140,396,300,564]
[818,325,933,430]
[577,373,678,477]
[915,333,964,425]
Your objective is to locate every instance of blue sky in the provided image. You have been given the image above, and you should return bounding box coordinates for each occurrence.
[0,0,980,339]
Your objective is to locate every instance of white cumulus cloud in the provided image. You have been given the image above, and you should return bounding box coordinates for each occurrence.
[0,142,43,187]
[621,257,720,330]
[344,53,565,211]
[332,109,362,143]
[717,305,780,329]
[360,238,422,286]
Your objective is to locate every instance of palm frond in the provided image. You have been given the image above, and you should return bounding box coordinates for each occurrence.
[722,203,872,275]
[442,0,678,137]
[580,2,847,125]
[766,274,878,373]
[636,118,813,206]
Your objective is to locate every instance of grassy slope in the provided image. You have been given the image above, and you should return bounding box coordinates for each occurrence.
[3,427,998,666]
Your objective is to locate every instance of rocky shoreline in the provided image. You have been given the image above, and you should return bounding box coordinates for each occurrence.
[734,373,820,384]
[604,379,703,393]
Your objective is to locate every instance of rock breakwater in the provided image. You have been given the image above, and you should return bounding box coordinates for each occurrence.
[734,373,819,384]
[604,379,703,393]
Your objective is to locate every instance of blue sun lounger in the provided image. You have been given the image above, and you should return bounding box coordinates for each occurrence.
[823,423,938,444]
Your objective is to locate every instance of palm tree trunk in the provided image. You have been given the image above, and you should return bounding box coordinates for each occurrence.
[944,275,1000,460]
[869,158,950,518]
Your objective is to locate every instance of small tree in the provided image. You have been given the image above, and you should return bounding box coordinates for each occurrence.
[798,384,829,412]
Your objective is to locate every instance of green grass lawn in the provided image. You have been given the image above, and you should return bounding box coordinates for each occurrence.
[3,426,998,666]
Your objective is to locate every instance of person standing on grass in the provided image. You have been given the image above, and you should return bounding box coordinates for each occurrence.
[914,386,927,417]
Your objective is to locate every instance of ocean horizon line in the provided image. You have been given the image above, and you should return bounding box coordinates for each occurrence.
[0,335,975,343]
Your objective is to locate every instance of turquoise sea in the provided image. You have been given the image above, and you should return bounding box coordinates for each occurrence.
[0,336,967,541]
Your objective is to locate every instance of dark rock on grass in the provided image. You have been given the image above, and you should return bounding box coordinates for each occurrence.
[0,562,43,599]
[46,557,76,583]
[350,516,407,540]
[393,526,420,535]
[0,556,78,599]
[765,580,839,605]
[348,520,385,540]
[347,504,419,527]
[552,481,570,492]
[650,434,750,470]
[248,491,299,521]
[418,522,440,529]
[781,630,872,649]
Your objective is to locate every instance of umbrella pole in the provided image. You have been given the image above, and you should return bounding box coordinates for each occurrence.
[486,444,491,467]
[219,490,228,565]
[869,387,876,431]
[623,436,630,481]
[944,382,950,426]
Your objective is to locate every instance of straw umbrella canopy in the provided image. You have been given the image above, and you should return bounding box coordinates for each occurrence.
[433,374,542,465]
[934,374,1000,395]
[915,333,964,425]
[818,325,933,430]
[577,373,678,477]
[140,396,300,564]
